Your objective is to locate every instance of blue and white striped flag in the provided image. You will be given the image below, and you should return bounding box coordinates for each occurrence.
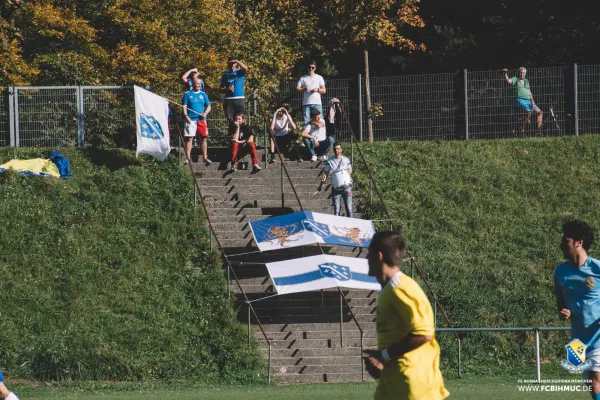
[266,254,381,295]
[134,86,171,161]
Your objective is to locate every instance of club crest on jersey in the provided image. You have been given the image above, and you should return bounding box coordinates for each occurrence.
[560,339,592,373]
[586,276,595,289]
[140,113,164,140]
[319,263,351,281]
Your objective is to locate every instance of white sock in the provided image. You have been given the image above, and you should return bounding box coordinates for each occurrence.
[6,392,20,400]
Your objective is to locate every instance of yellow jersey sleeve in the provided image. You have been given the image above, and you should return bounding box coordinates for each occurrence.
[391,277,435,337]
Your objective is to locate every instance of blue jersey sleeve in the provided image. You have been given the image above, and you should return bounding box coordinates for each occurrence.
[203,93,211,107]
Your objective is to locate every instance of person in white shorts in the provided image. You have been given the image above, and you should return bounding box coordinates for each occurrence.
[554,220,600,398]
[182,77,212,165]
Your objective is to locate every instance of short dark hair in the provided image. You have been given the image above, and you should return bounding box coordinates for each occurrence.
[334,142,342,149]
[228,57,236,63]
[562,220,595,251]
[369,231,406,267]
[309,60,317,67]
[310,108,321,116]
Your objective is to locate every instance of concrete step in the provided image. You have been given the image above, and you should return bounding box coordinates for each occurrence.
[192,158,334,171]
[272,363,365,375]
[258,337,378,349]
[274,372,373,384]
[197,168,326,179]
[201,199,333,209]
[248,314,376,324]
[237,297,377,308]
[263,347,363,358]
[251,322,377,333]
[199,184,339,194]
[241,304,376,316]
[258,330,377,341]
[201,192,336,202]
[269,354,362,367]
[197,177,334,186]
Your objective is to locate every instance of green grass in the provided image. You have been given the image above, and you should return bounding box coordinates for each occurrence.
[352,135,600,374]
[0,148,263,383]
[6,375,591,399]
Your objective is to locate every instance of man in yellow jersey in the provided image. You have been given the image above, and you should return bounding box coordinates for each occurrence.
[365,231,449,400]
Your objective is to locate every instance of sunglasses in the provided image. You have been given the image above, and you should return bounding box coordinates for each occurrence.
[309,66,316,69]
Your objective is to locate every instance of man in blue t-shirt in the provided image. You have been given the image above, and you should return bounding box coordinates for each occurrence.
[220,57,248,123]
[554,220,600,398]
[0,370,20,400]
[182,78,212,166]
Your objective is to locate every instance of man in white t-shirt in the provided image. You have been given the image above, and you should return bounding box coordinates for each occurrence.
[301,109,334,162]
[296,61,326,125]
[322,143,352,218]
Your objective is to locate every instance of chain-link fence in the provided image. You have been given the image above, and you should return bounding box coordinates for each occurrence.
[578,65,600,134]
[364,73,458,141]
[2,64,599,147]
[467,67,568,139]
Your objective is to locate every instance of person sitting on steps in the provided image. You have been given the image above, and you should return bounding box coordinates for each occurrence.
[301,109,333,162]
[270,107,298,163]
[229,114,261,172]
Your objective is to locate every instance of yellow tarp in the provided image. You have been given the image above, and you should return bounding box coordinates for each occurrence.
[0,158,60,178]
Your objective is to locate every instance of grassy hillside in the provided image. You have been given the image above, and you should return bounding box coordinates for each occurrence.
[0,148,263,383]
[354,135,600,375]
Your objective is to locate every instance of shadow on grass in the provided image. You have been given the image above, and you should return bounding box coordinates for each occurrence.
[82,148,140,171]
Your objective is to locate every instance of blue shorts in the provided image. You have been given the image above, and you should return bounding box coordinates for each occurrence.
[516,98,541,112]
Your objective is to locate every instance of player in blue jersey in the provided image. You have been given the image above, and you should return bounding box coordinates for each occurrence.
[182,78,212,165]
[554,220,600,398]
[220,57,248,123]
[0,370,20,400]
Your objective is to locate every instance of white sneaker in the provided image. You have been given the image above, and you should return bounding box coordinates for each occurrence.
[204,158,212,166]
[253,163,262,171]
[319,155,327,161]
[183,159,189,165]
[230,162,237,171]
[311,155,317,162]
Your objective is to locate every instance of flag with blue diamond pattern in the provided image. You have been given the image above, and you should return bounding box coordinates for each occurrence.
[266,254,381,295]
[135,86,171,161]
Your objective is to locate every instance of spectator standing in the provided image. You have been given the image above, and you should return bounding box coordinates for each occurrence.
[503,67,543,132]
[301,109,333,162]
[182,78,212,165]
[322,143,352,217]
[229,114,261,172]
[220,58,249,123]
[0,370,20,400]
[296,61,326,125]
[270,107,298,163]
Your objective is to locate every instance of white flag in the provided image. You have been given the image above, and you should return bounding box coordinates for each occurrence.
[134,86,171,161]
[266,254,381,295]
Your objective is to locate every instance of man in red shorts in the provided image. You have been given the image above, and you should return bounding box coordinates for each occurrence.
[182,77,212,165]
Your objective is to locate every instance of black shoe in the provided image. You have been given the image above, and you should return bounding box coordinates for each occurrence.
[269,154,276,163]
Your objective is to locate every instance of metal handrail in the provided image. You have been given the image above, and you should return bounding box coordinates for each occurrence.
[336,102,460,343]
[174,123,273,383]
[254,98,366,341]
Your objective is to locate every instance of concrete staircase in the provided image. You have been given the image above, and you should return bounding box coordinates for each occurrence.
[191,147,377,384]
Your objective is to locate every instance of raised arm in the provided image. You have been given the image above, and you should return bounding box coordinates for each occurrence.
[502,69,512,85]
[181,68,198,85]
[271,110,278,131]
[285,109,297,130]
[235,60,248,73]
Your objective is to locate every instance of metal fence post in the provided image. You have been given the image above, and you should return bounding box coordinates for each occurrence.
[267,344,272,384]
[464,69,469,140]
[77,86,85,147]
[339,293,344,347]
[535,328,541,383]
[13,88,20,146]
[574,64,579,136]
[358,74,363,142]
[458,338,463,378]
[280,162,285,209]
[8,87,15,146]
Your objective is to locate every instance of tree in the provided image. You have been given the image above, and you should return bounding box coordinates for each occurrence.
[315,0,426,141]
